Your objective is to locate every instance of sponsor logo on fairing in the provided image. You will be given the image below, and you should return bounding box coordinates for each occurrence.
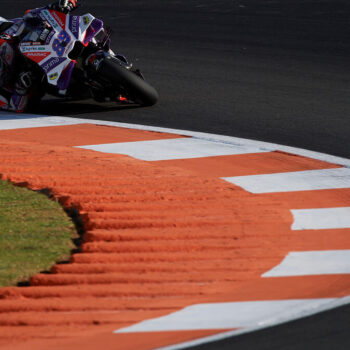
[49,72,58,80]
[39,28,50,42]
[20,41,45,46]
[20,46,46,52]
[45,30,55,44]
[41,10,60,30]
[83,16,90,25]
[25,52,49,58]
[51,11,64,28]
[69,15,79,39]
[64,41,74,54]
[24,51,50,63]
[41,57,66,73]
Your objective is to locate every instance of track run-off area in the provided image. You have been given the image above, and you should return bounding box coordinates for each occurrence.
[0,114,349,350]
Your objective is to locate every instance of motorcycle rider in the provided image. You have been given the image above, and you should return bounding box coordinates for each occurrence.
[0,0,78,112]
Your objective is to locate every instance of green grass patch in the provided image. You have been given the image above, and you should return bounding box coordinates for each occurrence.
[0,180,77,287]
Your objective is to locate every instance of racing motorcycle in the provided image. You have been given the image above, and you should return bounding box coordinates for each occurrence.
[8,7,159,107]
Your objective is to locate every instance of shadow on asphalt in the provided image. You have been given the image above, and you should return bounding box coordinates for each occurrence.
[35,98,141,116]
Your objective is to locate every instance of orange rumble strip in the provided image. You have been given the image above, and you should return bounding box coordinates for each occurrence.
[0,124,186,146]
[153,151,341,177]
[0,124,349,350]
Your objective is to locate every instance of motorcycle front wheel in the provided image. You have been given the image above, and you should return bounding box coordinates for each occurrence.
[97,56,159,106]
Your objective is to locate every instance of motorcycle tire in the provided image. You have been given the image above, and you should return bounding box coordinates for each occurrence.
[98,56,159,106]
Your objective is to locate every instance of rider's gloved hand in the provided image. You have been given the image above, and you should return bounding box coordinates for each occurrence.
[15,71,32,95]
[58,0,78,13]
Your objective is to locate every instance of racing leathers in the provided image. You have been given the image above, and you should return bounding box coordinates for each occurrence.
[0,0,78,112]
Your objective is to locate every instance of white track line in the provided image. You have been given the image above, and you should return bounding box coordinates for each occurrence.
[262,250,350,277]
[153,296,350,350]
[0,113,82,130]
[77,138,268,161]
[223,168,350,193]
[114,298,336,333]
[291,207,350,230]
[1,113,350,167]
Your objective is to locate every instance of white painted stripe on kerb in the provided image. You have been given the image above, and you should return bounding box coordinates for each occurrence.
[0,113,83,130]
[77,138,268,161]
[2,113,350,348]
[1,113,350,167]
[223,168,350,193]
[114,298,335,333]
[262,250,350,277]
[291,207,350,230]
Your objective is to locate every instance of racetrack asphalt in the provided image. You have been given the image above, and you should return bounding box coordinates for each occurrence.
[1,0,350,349]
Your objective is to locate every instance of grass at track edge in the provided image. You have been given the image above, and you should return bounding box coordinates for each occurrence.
[0,180,77,287]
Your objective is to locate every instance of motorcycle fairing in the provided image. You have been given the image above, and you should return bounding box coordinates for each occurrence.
[18,9,104,90]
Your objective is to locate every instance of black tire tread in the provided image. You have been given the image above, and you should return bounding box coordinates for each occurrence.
[98,56,159,106]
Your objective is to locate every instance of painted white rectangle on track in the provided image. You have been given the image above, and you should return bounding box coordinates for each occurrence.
[77,138,268,161]
[262,250,350,277]
[114,298,335,333]
[0,113,84,130]
[2,113,350,167]
[223,168,350,193]
[291,207,350,230]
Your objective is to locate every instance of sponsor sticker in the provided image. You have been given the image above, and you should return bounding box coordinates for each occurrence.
[20,46,47,52]
[41,57,66,73]
[25,52,49,58]
[49,72,58,80]
[24,51,50,63]
[69,15,80,39]
[64,41,74,54]
[41,9,60,30]
[83,16,90,25]
[39,28,50,42]
[45,30,55,44]
[51,11,64,28]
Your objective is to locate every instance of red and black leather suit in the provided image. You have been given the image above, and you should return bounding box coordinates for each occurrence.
[0,0,77,112]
